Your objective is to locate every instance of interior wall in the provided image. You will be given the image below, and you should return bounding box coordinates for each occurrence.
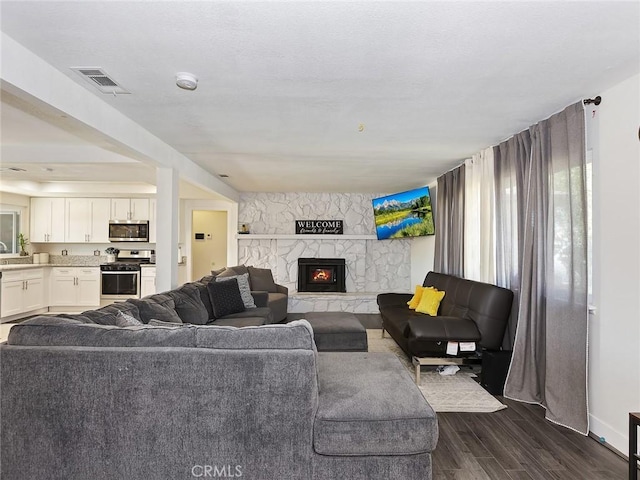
[191,210,228,280]
[410,181,437,286]
[183,199,238,282]
[589,73,640,454]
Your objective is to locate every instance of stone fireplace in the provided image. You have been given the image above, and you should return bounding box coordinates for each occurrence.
[297,258,346,293]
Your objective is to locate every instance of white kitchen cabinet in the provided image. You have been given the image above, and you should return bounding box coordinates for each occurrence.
[30,198,65,243]
[111,198,149,221]
[50,267,100,307]
[1,279,24,317]
[1,268,45,318]
[65,198,111,243]
[149,198,157,244]
[140,266,156,297]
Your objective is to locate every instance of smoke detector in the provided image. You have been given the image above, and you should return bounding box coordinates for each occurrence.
[176,72,198,90]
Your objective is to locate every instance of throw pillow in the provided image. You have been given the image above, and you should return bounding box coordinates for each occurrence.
[215,272,256,309]
[167,283,211,325]
[206,278,246,319]
[247,266,278,293]
[415,288,445,316]
[127,298,183,324]
[407,285,429,309]
[116,311,143,327]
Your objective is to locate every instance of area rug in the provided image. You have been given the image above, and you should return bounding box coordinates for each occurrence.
[367,330,507,413]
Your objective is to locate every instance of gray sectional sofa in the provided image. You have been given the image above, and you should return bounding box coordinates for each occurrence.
[0,277,439,479]
[214,264,289,323]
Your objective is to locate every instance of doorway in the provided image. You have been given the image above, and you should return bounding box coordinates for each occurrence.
[191,210,228,280]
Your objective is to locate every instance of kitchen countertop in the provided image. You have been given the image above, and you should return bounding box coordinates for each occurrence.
[0,263,101,272]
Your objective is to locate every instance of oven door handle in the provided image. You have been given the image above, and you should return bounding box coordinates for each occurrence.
[100,271,140,274]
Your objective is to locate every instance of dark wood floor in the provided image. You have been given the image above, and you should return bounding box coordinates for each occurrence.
[295,314,629,478]
[434,398,628,480]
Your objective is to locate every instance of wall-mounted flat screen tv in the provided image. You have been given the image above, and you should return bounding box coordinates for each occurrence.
[372,186,435,240]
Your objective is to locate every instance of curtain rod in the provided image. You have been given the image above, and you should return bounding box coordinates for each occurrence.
[583,96,601,105]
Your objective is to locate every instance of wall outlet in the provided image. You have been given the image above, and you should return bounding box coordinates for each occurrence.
[94,250,100,256]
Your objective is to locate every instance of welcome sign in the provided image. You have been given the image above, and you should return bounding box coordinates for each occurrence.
[295,220,344,234]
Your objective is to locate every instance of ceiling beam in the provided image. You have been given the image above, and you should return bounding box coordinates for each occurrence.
[0,32,239,202]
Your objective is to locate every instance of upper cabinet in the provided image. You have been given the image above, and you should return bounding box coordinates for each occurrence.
[30,198,65,243]
[30,197,154,244]
[65,198,111,243]
[111,198,149,221]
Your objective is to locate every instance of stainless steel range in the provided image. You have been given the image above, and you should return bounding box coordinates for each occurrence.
[100,249,153,300]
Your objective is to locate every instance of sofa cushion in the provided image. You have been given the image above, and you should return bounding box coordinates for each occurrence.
[81,302,141,326]
[167,283,210,325]
[215,272,256,309]
[406,316,481,356]
[209,317,266,327]
[127,296,183,324]
[247,266,278,293]
[7,316,195,347]
[148,319,185,327]
[193,280,216,319]
[211,267,226,276]
[250,290,269,308]
[206,278,246,318]
[195,319,315,350]
[314,352,438,455]
[216,306,273,323]
[218,264,249,277]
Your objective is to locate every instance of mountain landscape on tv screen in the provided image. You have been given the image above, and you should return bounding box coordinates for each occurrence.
[373,187,435,240]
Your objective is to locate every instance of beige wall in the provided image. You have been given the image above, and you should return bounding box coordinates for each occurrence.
[191,210,227,280]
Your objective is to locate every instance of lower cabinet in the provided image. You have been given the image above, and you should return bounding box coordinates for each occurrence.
[50,267,100,307]
[140,266,156,298]
[1,268,45,318]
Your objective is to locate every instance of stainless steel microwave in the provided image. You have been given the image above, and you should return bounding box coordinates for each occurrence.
[108,220,149,242]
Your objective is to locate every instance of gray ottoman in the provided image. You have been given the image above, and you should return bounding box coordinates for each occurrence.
[305,312,368,352]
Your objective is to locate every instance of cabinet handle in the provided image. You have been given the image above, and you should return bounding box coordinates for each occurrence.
[25,280,28,290]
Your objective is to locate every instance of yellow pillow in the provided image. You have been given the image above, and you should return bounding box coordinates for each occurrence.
[407,285,426,309]
[415,288,445,316]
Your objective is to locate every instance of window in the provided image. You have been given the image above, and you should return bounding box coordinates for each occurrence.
[0,210,21,255]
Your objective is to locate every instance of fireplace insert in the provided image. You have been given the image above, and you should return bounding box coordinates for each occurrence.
[297,258,346,293]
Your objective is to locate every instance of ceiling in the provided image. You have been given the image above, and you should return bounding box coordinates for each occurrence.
[1,1,638,195]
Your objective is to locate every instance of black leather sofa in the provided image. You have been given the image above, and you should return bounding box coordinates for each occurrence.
[377,272,513,359]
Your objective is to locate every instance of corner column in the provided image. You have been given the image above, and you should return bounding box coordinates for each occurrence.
[155,167,179,291]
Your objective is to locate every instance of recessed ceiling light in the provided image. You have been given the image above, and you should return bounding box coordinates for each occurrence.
[176,72,198,91]
[42,167,54,172]
[0,167,27,172]
[219,174,229,178]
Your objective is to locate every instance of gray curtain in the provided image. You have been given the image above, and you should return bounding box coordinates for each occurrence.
[494,132,531,349]
[434,164,465,277]
[504,102,589,434]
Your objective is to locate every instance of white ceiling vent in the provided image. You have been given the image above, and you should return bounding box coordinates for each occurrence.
[70,67,130,95]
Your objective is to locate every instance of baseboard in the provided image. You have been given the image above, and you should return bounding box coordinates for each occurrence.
[588,413,627,459]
